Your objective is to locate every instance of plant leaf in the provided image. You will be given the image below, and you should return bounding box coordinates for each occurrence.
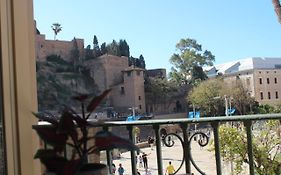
[86,89,111,113]
[35,149,68,173]
[73,115,88,128]
[34,127,67,147]
[58,110,78,142]
[32,112,58,125]
[95,130,139,151]
[72,94,89,102]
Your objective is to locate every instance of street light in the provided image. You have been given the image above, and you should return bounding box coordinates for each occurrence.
[128,107,138,116]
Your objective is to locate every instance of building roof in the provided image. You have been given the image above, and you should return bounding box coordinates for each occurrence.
[205,57,281,77]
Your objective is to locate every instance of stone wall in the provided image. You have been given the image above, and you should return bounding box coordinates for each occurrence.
[35,34,84,61]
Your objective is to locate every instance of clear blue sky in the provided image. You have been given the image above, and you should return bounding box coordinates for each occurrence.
[34,0,281,71]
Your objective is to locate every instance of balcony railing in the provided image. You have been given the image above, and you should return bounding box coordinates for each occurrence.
[37,113,281,175]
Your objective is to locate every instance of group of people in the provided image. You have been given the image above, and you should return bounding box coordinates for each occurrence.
[112,160,177,175]
[110,134,182,175]
[111,163,125,175]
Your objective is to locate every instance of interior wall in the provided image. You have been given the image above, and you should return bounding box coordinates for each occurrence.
[0,0,41,174]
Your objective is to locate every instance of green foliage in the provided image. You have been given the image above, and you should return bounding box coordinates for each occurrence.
[223,79,256,115]
[145,77,178,111]
[139,54,146,69]
[188,79,225,116]
[93,35,101,58]
[70,38,80,71]
[258,104,276,114]
[189,78,258,116]
[46,55,69,65]
[169,38,215,84]
[119,39,130,57]
[212,122,281,174]
[128,55,146,69]
[191,65,208,85]
[107,40,120,56]
[51,23,62,40]
[100,42,107,55]
[85,45,93,60]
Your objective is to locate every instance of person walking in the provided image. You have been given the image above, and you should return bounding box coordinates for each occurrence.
[139,154,143,168]
[142,152,149,169]
[118,163,125,175]
[112,163,116,175]
[165,161,175,175]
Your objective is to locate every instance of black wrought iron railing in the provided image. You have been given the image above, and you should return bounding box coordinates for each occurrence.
[95,113,281,175]
[35,113,281,175]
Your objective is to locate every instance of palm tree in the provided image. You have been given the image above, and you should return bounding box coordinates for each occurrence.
[51,23,62,40]
[273,0,281,24]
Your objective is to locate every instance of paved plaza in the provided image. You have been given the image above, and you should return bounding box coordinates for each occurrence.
[112,137,218,175]
[111,135,250,175]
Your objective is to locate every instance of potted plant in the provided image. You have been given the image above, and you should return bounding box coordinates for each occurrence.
[33,89,138,175]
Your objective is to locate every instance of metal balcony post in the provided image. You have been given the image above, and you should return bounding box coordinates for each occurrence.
[127,126,137,175]
[180,123,191,174]
[103,126,112,174]
[244,120,255,175]
[153,124,163,175]
[211,122,222,175]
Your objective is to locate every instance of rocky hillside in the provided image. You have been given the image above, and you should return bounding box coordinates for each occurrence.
[36,55,99,111]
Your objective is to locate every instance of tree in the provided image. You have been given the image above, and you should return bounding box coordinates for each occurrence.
[70,38,80,71]
[169,38,215,84]
[139,54,146,69]
[214,121,281,174]
[222,79,256,115]
[119,39,130,57]
[189,77,258,116]
[145,77,178,113]
[107,40,120,56]
[258,104,275,114]
[51,23,62,40]
[85,45,93,60]
[191,65,208,85]
[128,56,136,67]
[188,78,225,116]
[93,35,101,58]
[273,0,281,24]
[100,42,107,55]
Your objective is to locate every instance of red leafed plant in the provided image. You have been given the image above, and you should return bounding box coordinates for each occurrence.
[33,89,138,175]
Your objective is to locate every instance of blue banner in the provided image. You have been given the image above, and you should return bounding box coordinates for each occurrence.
[188,111,200,118]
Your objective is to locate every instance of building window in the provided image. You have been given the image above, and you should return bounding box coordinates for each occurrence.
[268,92,271,99]
[259,71,261,74]
[267,78,270,84]
[266,71,269,74]
[259,78,262,84]
[139,105,142,109]
[120,87,125,95]
[260,92,263,100]
[127,72,131,77]
[136,71,140,76]
[138,96,141,100]
[276,91,279,99]
[275,77,277,84]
